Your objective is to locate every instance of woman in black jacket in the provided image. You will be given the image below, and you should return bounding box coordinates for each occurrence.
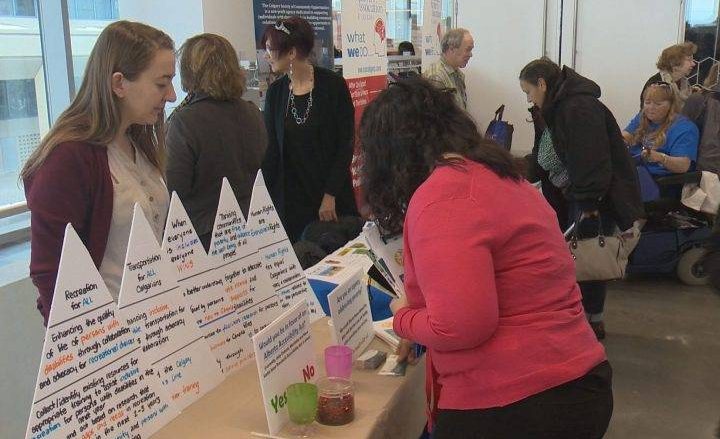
[261,16,357,242]
[520,58,644,339]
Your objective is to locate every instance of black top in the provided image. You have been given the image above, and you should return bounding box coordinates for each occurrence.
[262,66,357,241]
[529,66,644,230]
[282,93,326,240]
[166,93,267,237]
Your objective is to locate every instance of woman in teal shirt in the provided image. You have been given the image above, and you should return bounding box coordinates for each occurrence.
[623,82,699,176]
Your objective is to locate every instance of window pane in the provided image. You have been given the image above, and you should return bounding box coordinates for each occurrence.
[685,0,720,85]
[93,0,117,20]
[0,0,13,16]
[5,80,37,119]
[0,82,8,120]
[15,0,35,17]
[0,10,46,206]
[72,0,96,19]
[68,0,188,114]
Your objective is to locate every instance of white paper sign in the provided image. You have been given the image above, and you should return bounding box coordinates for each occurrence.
[341,0,388,79]
[25,225,178,439]
[246,171,324,322]
[161,192,250,375]
[327,268,374,355]
[421,0,443,72]
[117,205,224,410]
[207,178,283,367]
[252,300,317,436]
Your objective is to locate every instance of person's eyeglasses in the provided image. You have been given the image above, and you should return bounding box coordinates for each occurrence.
[275,20,291,35]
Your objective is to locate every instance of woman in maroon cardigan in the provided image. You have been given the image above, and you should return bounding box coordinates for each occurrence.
[360,79,612,438]
[21,21,177,325]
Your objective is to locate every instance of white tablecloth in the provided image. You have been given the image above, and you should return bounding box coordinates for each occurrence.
[153,317,427,439]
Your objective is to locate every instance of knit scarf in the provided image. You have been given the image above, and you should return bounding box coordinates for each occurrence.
[537,128,569,189]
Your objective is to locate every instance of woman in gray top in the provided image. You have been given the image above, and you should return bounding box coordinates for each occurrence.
[166,33,267,250]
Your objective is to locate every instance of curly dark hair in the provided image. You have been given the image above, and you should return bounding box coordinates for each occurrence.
[359,78,521,234]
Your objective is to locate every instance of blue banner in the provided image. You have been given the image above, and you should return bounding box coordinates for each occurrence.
[253,0,334,69]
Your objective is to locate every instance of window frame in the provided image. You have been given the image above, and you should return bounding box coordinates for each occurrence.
[0,0,75,241]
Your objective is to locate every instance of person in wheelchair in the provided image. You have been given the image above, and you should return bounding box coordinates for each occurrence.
[623,82,699,178]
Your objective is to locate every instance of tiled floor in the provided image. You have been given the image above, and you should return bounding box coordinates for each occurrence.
[604,278,720,439]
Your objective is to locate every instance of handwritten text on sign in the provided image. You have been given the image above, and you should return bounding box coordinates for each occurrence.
[252,301,316,435]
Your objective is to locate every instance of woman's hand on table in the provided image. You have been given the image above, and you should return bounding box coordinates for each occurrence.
[389,297,419,364]
[396,339,420,365]
[389,295,408,315]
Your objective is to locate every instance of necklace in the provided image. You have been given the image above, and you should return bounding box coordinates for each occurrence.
[289,89,313,125]
[288,65,314,125]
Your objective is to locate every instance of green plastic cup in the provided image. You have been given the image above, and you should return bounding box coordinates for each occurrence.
[286,382,319,427]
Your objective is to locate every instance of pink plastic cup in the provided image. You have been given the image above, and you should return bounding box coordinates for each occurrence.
[324,345,353,379]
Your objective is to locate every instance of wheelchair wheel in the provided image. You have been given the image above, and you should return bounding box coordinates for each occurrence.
[676,247,708,286]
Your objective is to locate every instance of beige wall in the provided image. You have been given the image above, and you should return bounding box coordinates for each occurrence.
[0,278,45,439]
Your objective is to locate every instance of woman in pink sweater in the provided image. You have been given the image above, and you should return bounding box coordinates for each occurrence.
[360,79,612,438]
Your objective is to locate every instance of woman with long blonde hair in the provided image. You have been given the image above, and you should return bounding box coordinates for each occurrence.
[623,82,699,176]
[22,20,177,325]
[166,33,266,250]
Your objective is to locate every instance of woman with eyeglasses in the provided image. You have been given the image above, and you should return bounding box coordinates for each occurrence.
[260,16,358,242]
[520,58,643,340]
[623,82,699,177]
[640,43,697,110]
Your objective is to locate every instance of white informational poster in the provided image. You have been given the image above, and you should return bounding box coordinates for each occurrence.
[25,225,178,439]
[246,171,324,322]
[342,0,388,217]
[327,267,374,355]
[161,193,249,375]
[341,0,388,80]
[252,300,317,436]
[207,178,283,366]
[117,205,224,410]
[421,0,443,72]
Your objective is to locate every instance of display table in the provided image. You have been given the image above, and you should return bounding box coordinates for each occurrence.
[153,317,427,439]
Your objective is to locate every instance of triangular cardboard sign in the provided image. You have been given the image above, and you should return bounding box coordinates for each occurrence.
[161,192,212,277]
[162,192,251,374]
[118,204,224,410]
[207,178,283,367]
[209,177,248,263]
[246,171,324,322]
[25,224,178,439]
